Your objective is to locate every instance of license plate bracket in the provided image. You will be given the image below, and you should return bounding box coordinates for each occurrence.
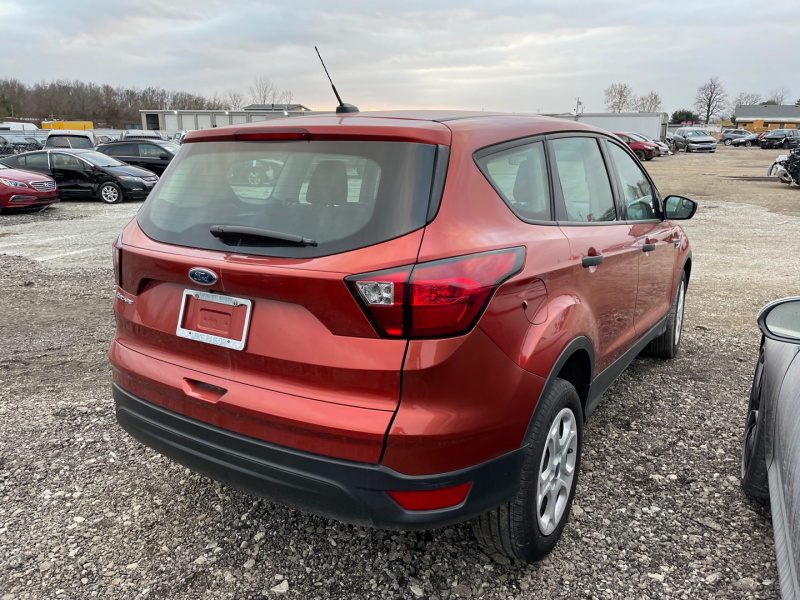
[176,289,252,351]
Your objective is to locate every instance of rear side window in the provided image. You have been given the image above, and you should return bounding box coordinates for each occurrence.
[551,137,616,222]
[107,143,137,156]
[137,140,437,258]
[475,141,550,221]
[20,153,49,168]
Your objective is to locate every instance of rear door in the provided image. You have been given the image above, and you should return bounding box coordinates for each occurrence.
[549,135,639,373]
[605,141,678,335]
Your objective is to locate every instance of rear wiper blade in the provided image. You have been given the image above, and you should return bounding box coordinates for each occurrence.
[210,225,317,247]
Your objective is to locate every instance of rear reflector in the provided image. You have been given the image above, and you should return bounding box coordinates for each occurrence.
[346,247,524,339]
[387,482,472,511]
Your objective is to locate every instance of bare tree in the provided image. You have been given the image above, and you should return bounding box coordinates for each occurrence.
[765,87,790,105]
[604,83,635,112]
[694,76,728,124]
[226,89,246,110]
[248,76,278,106]
[732,92,762,108]
[279,90,294,106]
[634,91,663,112]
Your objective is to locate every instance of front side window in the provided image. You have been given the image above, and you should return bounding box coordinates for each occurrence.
[107,143,136,157]
[476,141,551,221]
[137,139,437,258]
[551,137,616,222]
[607,144,659,221]
[51,153,87,170]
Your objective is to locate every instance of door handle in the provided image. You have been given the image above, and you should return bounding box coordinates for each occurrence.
[581,254,603,268]
[642,243,656,252]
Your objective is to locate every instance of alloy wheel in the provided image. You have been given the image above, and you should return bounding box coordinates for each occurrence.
[537,408,578,536]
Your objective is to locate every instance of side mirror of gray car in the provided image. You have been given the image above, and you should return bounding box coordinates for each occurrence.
[663,195,698,220]
[758,297,800,343]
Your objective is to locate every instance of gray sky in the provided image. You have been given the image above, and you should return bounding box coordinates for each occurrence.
[2,0,797,114]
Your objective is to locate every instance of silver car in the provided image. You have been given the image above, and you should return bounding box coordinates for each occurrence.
[672,127,717,153]
[741,297,800,598]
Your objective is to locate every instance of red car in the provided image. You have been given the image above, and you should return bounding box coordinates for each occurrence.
[0,163,59,212]
[614,132,658,161]
[110,111,696,561]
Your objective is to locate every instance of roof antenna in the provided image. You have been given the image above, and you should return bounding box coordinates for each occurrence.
[315,46,359,114]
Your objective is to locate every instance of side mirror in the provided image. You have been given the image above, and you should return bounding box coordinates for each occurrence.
[159,154,170,161]
[758,297,800,343]
[663,195,697,220]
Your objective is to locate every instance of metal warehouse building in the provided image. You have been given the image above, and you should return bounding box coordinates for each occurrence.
[139,104,317,132]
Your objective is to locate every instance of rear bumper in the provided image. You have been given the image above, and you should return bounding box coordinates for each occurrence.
[114,382,525,529]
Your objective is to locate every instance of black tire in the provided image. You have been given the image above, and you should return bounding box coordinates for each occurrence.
[635,150,645,161]
[724,139,732,146]
[98,182,123,204]
[745,140,752,147]
[472,378,583,562]
[782,140,789,149]
[246,170,263,186]
[647,271,686,358]
[685,146,691,153]
[741,349,770,500]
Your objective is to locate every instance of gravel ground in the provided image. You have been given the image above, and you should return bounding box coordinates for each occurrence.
[1,146,799,599]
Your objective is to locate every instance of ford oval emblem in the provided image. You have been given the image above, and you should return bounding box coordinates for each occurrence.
[188,268,218,286]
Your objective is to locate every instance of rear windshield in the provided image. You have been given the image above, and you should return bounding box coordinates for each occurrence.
[137,140,437,258]
[46,136,94,149]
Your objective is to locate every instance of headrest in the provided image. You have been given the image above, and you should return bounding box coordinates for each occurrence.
[306,160,348,206]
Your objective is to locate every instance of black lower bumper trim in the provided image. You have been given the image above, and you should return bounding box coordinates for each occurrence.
[113,383,525,529]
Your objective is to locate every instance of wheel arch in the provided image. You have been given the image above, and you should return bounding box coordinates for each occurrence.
[522,336,594,445]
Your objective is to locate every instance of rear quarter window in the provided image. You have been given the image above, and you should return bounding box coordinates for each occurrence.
[475,141,551,221]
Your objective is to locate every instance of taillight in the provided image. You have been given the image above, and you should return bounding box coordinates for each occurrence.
[346,247,525,339]
[112,234,122,287]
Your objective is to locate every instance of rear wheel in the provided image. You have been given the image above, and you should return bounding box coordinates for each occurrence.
[647,271,686,358]
[724,139,732,146]
[745,140,752,147]
[98,182,123,204]
[741,350,770,501]
[472,378,582,562]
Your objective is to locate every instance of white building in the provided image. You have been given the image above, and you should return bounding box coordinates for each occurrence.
[139,104,321,132]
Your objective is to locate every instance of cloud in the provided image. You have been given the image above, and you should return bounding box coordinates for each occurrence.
[1,0,798,113]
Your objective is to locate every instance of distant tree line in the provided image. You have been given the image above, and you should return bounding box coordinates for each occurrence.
[0,76,293,128]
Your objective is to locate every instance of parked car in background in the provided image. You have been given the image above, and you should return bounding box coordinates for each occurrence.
[227,157,284,186]
[0,149,158,204]
[96,139,180,176]
[614,132,658,160]
[23,136,43,149]
[731,133,761,147]
[741,296,800,599]
[0,163,59,212]
[44,130,96,149]
[0,134,39,155]
[719,129,751,145]
[119,130,167,141]
[760,129,800,150]
[110,111,696,563]
[627,132,672,156]
[672,127,717,153]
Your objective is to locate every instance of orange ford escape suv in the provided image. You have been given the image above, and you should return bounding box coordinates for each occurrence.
[110,111,696,561]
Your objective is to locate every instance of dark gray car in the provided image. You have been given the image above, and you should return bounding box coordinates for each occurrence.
[741,296,800,598]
